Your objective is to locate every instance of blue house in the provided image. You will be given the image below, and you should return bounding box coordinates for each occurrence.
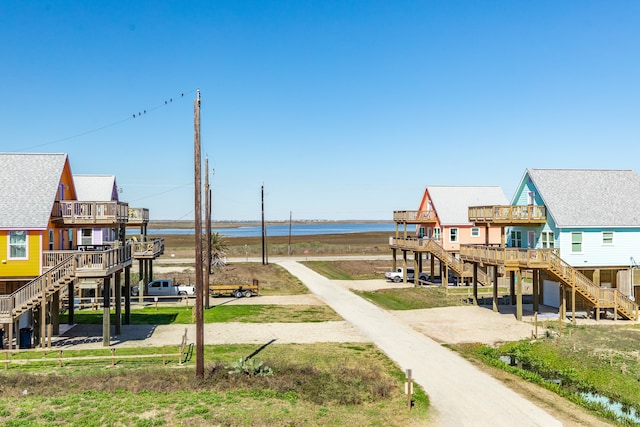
[461,168,639,321]
[509,168,640,306]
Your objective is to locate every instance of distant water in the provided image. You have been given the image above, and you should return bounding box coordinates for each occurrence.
[144,222,396,237]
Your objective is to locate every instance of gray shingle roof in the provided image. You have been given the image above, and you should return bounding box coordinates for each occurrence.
[74,175,118,202]
[527,168,640,227]
[0,153,69,229]
[428,186,509,225]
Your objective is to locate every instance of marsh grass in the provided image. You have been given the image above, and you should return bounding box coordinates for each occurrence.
[162,231,391,258]
[0,343,429,426]
[452,324,640,425]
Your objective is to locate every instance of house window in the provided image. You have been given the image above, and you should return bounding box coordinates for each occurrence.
[9,231,28,259]
[81,229,93,246]
[571,232,582,253]
[418,227,426,238]
[602,232,613,245]
[48,229,54,251]
[510,230,522,248]
[541,232,554,249]
[471,227,480,237]
[449,228,459,243]
[434,228,441,240]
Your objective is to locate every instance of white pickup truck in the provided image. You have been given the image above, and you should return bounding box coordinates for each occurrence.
[131,279,196,297]
[384,268,429,283]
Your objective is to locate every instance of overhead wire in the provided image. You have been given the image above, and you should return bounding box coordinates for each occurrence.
[12,89,197,151]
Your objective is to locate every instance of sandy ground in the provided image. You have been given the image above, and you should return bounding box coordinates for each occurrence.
[55,278,627,349]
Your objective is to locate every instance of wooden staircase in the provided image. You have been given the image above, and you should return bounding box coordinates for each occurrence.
[546,251,638,320]
[390,237,491,285]
[459,245,639,321]
[0,255,76,323]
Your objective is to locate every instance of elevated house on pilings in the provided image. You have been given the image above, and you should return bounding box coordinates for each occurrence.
[0,153,151,349]
[462,168,640,322]
[127,207,165,299]
[72,175,165,312]
[390,186,508,285]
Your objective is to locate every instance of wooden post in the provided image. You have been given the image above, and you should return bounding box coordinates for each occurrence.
[472,263,478,305]
[509,270,515,306]
[516,269,522,321]
[406,368,413,410]
[533,269,539,313]
[402,250,408,283]
[194,89,204,378]
[115,272,122,335]
[492,265,499,312]
[52,291,60,335]
[124,266,131,325]
[41,273,47,349]
[571,284,576,324]
[103,276,111,347]
[67,281,74,325]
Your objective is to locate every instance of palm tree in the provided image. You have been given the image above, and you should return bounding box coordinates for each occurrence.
[206,231,228,273]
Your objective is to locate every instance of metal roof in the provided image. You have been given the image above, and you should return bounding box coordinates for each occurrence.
[427,186,509,225]
[0,153,68,229]
[527,168,640,228]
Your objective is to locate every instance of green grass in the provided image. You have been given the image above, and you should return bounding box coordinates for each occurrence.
[61,304,342,325]
[301,260,389,280]
[0,343,430,426]
[452,324,640,426]
[355,287,467,310]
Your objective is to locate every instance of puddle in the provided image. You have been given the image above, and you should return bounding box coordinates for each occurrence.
[581,391,640,424]
[498,354,639,425]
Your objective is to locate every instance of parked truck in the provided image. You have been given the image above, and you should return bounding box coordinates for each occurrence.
[131,279,196,297]
[384,268,429,283]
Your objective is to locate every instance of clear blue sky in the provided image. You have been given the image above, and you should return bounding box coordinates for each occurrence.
[2,1,640,221]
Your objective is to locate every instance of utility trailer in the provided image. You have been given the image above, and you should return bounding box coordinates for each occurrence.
[210,279,259,298]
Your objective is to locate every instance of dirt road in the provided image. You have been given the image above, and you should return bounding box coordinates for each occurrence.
[278,260,562,427]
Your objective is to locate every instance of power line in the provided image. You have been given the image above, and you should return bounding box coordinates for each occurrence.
[13,89,197,152]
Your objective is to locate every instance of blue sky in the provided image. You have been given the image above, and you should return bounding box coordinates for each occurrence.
[2,1,640,221]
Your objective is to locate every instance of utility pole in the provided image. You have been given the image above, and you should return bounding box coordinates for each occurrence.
[288,210,292,256]
[261,184,268,265]
[204,155,211,309]
[194,89,204,378]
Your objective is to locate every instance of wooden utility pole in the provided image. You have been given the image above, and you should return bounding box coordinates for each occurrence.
[288,210,292,256]
[261,184,267,265]
[204,155,211,309]
[194,89,204,378]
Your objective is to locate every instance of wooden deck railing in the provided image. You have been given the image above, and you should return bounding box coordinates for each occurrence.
[0,255,76,322]
[127,207,149,225]
[468,205,546,224]
[52,201,129,224]
[389,237,490,285]
[393,210,437,223]
[43,245,132,276]
[132,238,165,258]
[459,245,638,320]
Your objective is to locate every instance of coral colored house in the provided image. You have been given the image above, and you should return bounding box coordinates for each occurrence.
[417,186,508,252]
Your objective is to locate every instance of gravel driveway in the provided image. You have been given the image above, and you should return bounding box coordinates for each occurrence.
[57,261,563,426]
